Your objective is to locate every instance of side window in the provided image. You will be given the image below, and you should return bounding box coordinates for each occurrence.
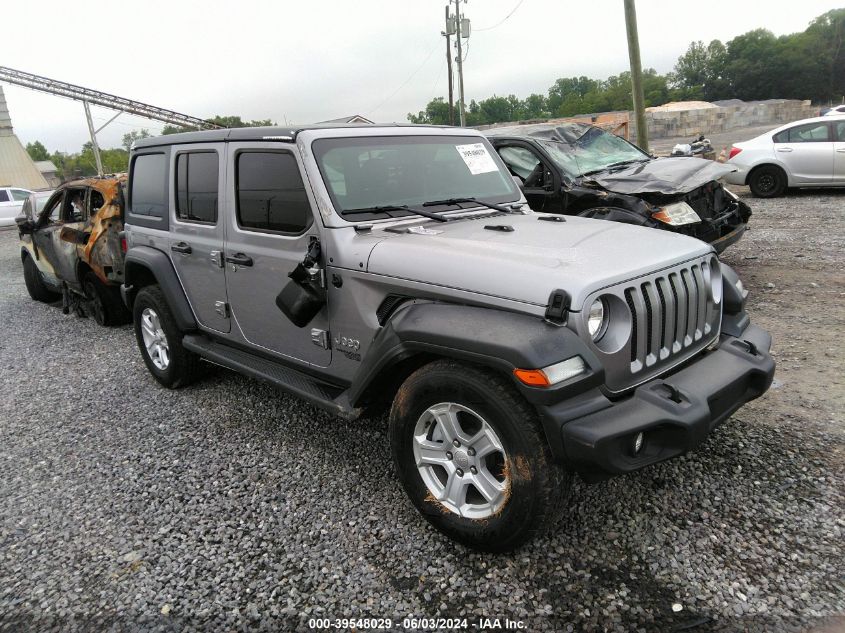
[44,195,63,223]
[236,152,312,234]
[64,189,86,222]
[89,190,105,216]
[777,123,830,143]
[835,121,845,142]
[0,190,9,203]
[175,151,219,223]
[130,153,167,217]
[11,189,30,201]
[498,146,541,181]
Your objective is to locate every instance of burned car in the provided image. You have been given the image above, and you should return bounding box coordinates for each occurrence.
[486,123,751,253]
[16,175,129,326]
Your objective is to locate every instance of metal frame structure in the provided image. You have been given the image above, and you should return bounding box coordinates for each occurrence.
[0,66,223,175]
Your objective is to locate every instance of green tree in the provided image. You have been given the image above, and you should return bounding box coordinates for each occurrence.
[407,97,452,125]
[26,141,50,162]
[122,129,152,151]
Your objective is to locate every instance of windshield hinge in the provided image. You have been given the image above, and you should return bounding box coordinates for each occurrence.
[544,289,570,325]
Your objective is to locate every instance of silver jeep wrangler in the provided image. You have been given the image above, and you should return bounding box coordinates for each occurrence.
[122,124,775,551]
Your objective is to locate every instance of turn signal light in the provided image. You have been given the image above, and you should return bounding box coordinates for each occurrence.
[513,369,550,387]
[728,147,742,160]
[513,357,587,388]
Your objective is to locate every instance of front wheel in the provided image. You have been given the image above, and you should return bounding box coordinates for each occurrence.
[133,285,201,388]
[389,360,571,552]
[22,255,60,303]
[748,165,786,198]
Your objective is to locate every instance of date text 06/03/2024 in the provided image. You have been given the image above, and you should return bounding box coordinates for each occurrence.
[307,617,527,630]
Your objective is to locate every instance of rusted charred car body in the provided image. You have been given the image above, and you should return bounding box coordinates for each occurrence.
[486,123,752,253]
[16,175,129,325]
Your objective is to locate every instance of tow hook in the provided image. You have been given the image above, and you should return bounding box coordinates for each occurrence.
[740,340,759,356]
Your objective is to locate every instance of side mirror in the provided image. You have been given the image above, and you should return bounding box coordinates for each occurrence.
[511,175,525,192]
[15,215,34,235]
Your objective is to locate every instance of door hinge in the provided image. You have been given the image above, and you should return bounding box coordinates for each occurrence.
[210,250,224,268]
[214,301,229,318]
[311,328,329,349]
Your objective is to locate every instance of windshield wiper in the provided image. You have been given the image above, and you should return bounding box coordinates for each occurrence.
[582,159,648,177]
[421,197,515,214]
[341,204,447,222]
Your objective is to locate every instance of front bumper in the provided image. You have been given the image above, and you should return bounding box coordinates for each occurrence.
[542,324,775,481]
[710,221,746,254]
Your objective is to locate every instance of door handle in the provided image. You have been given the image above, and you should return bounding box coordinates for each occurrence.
[171,242,192,254]
[225,252,253,267]
[776,147,793,152]
[836,148,845,153]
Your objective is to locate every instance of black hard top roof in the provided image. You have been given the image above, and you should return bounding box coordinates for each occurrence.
[132,123,453,149]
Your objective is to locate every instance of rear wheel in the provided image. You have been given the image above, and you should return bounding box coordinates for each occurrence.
[83,272,130,326]
[133,285,202,388]
[748,165,786,198]
[389,360,571,552]
[22,255,60,303]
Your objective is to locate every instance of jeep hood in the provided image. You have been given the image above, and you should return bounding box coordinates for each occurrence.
[583,157,737,196]
[366,213,712,309]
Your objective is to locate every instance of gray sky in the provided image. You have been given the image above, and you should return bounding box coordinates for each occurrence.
[3,0,842,153]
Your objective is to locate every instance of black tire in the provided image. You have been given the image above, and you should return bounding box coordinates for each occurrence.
[389,360,571,552]
[83,272,130,327]
[748,165,786,198]
[22,255,60,303]
[132,285,202,388]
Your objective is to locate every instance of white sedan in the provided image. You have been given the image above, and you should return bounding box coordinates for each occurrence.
[724,115,845,197]
[0,186,35,227]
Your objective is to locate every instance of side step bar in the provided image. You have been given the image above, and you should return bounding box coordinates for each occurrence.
[182,335,362,420]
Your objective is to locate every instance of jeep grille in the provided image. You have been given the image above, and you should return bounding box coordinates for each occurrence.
[588,255,721,393]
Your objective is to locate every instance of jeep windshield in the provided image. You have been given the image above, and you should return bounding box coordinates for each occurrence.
[312,136,520,222]
[533,126,649,179]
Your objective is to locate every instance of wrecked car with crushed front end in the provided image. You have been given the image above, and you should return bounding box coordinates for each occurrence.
[486,122,751,253]
[16,175,130,326]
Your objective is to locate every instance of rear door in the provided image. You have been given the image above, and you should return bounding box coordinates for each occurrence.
[168,144,230,333]
[833,120,845,185]
[773,121,834,184]
[223,143,331,367]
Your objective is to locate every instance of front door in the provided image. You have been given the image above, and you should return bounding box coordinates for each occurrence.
[33,188,86,287]
[495,143,563,213]
[167,144,230,333]
[223,143,331,368]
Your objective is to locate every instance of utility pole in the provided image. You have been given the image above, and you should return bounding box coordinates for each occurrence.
[623,0,648,153]
[444,5,455,126]
[454,0,466,127]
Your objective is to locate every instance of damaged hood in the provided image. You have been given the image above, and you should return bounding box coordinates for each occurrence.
[583,157,737,195]
[366,213,712,309]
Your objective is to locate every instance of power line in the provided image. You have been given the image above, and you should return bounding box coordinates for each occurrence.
[368,40,441,116]
[474,0,526,32]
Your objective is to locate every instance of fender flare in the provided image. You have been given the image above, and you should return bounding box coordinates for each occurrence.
[349,302,604,407]
[123,246,197,331]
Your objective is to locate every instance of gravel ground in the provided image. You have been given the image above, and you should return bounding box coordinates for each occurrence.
[0,187,843,633]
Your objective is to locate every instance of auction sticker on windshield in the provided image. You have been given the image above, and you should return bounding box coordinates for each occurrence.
[456,143,499,175]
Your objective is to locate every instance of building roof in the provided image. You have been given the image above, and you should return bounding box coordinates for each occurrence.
[0,87,50,190]
[34,160,58,172]
[316,115,374,124]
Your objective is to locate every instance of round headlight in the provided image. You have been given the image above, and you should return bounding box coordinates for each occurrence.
[587,298,608,341]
